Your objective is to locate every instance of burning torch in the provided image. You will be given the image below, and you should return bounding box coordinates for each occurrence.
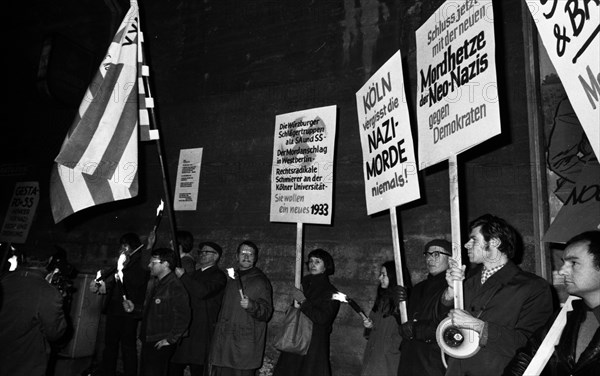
[332,291,368,321]
[227,267,245,299]
[114,253,128,301]
[153,199,164,232]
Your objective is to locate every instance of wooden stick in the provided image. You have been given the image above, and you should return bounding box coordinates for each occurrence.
[524,296,580,374]
[139,38,180,268]
[294,222,303,308]
[390,206,408,323]
[449,155,464,310]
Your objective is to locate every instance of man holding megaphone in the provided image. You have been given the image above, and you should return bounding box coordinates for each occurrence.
[438,214,553,376]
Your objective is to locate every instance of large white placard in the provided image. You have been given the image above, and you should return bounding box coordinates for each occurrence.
[525,1,600,159]
[0,181,40,243]
[270,105,337,224]
[356,51,420,215]
[416,0,501,169]
[174,148,203,211]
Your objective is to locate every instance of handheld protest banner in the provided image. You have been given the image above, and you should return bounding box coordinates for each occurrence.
[355,51,420,324]
[524,2,599,159]
[269,105,337,304]
[414,0,502,360]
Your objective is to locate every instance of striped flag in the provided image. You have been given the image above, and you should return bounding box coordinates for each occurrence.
[50,0,150,223]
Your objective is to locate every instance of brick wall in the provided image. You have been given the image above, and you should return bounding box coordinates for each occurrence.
[3,0,539,374]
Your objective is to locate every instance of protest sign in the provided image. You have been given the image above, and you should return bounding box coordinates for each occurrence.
[543,163,600,243]
[525,1,599,159]
[0,181,40,243]
[270,105,337,224]
[174,148,203,211]
[356,51,420,215]
[416,0,501,169]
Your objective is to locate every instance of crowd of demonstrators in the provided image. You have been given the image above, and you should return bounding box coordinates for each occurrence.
[170,242,227,376]
[273,249,341,376]
[506,230,600,376]
[209,241,274,376]
[3,219,598,376]
[397,239,452,376]
[360,260,404,376]
[0,252,68,376]
[89,232,151,376]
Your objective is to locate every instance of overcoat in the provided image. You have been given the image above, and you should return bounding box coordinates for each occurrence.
[172,265,226,365]
[360,310,401,376]
[397,271,448,376]
[210,267,273,370]
[506,299,600,376]
[0,268,67,376]
[442,261,554,376]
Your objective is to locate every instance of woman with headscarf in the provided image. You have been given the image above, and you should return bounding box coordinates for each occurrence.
[273,249,340,376]
[360,260,402,376]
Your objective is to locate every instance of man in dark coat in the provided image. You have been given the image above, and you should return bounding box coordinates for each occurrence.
[170,241,227,376]
[440,214,554,376]
[397,239,452,376]
[123,247,191,376]
[506,231,600,375]
[90,232,150,376]
[0,253,67,376]
[210,241,273,376]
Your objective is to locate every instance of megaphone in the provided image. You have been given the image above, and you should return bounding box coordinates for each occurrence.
[436,316,481,359]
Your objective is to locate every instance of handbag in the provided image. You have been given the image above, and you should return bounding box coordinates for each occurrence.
[274,304,313,355]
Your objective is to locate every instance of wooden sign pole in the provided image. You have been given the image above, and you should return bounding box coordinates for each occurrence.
[294,222,304,308]
[390,206,409,323]
[449,154,464,309]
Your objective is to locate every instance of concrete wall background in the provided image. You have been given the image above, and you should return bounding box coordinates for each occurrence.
[3,0,541,374]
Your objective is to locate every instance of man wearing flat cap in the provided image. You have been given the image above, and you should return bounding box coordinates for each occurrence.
[397,239,453,376]
[171,242,227,376]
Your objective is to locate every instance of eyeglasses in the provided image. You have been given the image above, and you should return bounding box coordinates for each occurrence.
[423,251,452,258]
[148,259,164,265]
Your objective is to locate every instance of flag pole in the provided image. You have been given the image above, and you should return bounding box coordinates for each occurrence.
[138,31,180,267]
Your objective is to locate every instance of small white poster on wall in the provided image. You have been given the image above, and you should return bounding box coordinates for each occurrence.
[0,181,40,244]
[174,148,203,211]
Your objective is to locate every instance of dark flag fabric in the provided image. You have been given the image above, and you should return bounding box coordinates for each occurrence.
[50,0,147,223]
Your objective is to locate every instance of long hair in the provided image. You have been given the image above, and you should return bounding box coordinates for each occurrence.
[372,261,398,317]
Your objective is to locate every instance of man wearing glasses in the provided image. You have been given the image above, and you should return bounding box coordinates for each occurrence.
[170,242,227,376]
[397,239,453,376]
[123,248,191,376]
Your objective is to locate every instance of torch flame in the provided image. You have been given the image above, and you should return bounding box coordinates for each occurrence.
[226,268,236,279]
[8,255,18,271]
[95,270,102,282]
[156,199,164,216]
[116,253,127,282]
[332,292,349,303]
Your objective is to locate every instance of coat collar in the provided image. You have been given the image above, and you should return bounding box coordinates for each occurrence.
[555,299,600,372]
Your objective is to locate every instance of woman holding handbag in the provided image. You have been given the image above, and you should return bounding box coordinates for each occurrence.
[273,249,340,376]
